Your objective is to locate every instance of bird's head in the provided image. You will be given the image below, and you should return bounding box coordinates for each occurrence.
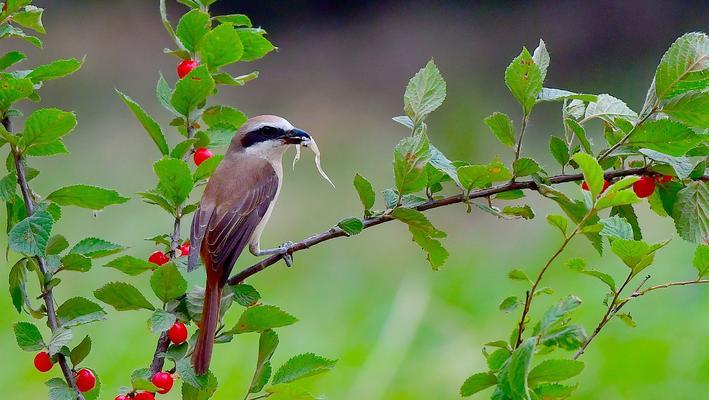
[232,115,311,159]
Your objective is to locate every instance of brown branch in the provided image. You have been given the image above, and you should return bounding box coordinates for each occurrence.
[3,117,85,400]
[228,166,673,285]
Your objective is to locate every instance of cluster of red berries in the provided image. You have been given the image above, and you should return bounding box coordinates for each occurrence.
[148,242,190,267]
[581,174,673,199]
[176,59,215,168]
[33,352,97,392]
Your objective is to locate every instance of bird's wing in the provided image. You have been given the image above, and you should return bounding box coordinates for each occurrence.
[188,156,279,281]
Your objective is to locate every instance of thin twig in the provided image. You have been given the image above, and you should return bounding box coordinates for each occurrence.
[596,106,657,162]
[511,113,529,180]
[228,166,709,286]
[3,117,85,400]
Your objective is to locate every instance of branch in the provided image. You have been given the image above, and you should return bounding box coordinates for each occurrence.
[228,166,684,285]
[3,117,85,400]
[575,275,709,359]
[596,104,657,161]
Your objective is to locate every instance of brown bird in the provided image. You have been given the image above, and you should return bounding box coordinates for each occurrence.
[188,115,312,375]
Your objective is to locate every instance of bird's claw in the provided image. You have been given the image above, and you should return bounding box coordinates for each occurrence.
[279,241,295,267]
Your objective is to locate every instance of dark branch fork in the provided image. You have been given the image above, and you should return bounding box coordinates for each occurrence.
[2,117,86,400]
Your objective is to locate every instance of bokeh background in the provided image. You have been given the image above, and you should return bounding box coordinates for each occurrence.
[1,0,708,399]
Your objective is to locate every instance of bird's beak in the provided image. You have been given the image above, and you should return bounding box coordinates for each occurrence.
[283,128,311,145]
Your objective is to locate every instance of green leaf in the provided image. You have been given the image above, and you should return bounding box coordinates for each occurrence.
[0,51,26,70]
[496,189,525,201]
[567,257,616,291]
[628,119,702,156]
[353,173,375,213]
[250,329,279,393]
[45,234,69,255]
[513,158,541,177]
[8,209,53,256]
[654,32,709,99]
[27,58,82,83]
[391,207,445,238]
[154,157,194,206]
[546,214,568,237]
[337,217,364,236]
[457,158,512,190]
[46,378,74,400]
[582,94,637,123]
[60,252,93,272]
[131,368,161,392]
[94,282,155,311]
[175,9,210,52]
[0,74,33,110]
[171,65,216,116]
[202,105,247,130]
[46,184,129,210]
[103,255,155,276]
[70,335,92,366]
[182,371,218,400]
[505,47,543,115]
[231,305,298,334]
[528,359,584,383]
[610,238,670,276]
[213,70,259,86]
[393,133,431,195]
[151,263,188,303]
[56,297,107,327]
[272,353,337,385]
[493,337,536,400]
[21,108,76,149]
[565,118,592,153]
[193,154,223,181]
[409,226,449,269]
[693,244,709,278]
[610,205,642,240]
[508,268,530,282]
[571,152,604,199]
[149,310,177,334]
[616,312,637,328]
[238,29,276,61]
[672,181,709,243]
[537,88,597,103]
[13,321,44,351]
[12,5,45,34]
[233,284,261,307]
[460,372,497,397]
[663,90,709,128]
[403,59,446,124]
[197,23,243,69]
[532,39,550,82]
[117,90,169,156]
[599,215,634,240]
[215,14,252,26]
[48,328,72,356]
[484,112,516,147]
[499,296,520,313]
[266,384,319,400]
[9,258,28,313]
[549,136,570,167]
[536,296,582,334]
[70,237,125,258]
[640,149,694,180]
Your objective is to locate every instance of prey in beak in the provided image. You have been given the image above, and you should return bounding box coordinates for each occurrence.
[282,128,311,145]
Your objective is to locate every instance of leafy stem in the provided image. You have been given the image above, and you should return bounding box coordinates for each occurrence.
[511,113,529,179]
[514,209,596,348]
[575,274,709,359]
[3,117,86,400]
[596,102,658,162]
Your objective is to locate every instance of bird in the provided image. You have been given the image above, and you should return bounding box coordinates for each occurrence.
[188,115,312,375]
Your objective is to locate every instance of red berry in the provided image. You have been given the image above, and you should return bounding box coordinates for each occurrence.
[33,351,53,372]
[581,179,610,193]
[179,242,190,257]
[75,368,96,393]
[633,176,656,198]
[151,372,174,394]
[168,321,188,344]
[177,59,199,79]
[148,250,169,266]
[115,396,129,400]
[655,175,673,183]
[193,147,213,166]
[581,181,589,191]
[133,392,156,400]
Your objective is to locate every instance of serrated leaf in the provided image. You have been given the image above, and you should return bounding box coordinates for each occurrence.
[103,255,155,276]
[27,58,82,83]
[177,358,210,390]
[663,90,709,128]
[499,296,520,313]
[492,337,536,400]
[231,305,298,334]
[672,181,709,243]
[536,296,582,335]
[131,368,161,392]
[393,133,431,195]
[171,65,215,116]
[484,112,516,147]
[0,51,26,70]
[460,372,497,397]
[654,32,709,99]
[21,108,76,149]
[513,158,541,177]
[8,209,53,256]
[0,74,34,110]
[13,321,44,351]
[193,154,223,181]
[70,237,125,258]
[404,59,446,124]
[391,207,445,238]
[45,234,69,255]
[502,205,535,220]
[70,335,91,366]
[537,88,597,103]
[182,370,218,400]
[117,90,169,155]
[56,297,106,327]
[693,244,709,278]
[94,282,155,311]
[572,152,604,199]
[239,29,276,61]
[532,39,550,82]
[582,94,637,123]
[154,157,193,206]
[409,226,449,269]
[46,184,129,210]
[628,119,702,156]
[48,328,72,356]
[197,23,243,69]
[505,47,543,115]
[151,263,188,303]
[508,268,530,282]
[176,9,210,52]
[12,5,45,34]
[149,310,177,334]
[567,257,616,291]
[46,378,74,400]
[528,359,584,383]
[616,312,637,328]
[233,284,261,307]
[546,214,568,237]
[640,149,694,179]
[549,136,570,167]
[272,353,337,385]
[599,216,634,240]
[353,173,375,213]
[250,329,279,393]
[610,238,670,276]
[337,217,364,236]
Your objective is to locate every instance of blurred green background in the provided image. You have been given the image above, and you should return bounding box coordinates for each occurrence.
[1,1,708,399]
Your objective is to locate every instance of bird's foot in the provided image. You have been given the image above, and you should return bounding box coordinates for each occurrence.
[278,241,295,267]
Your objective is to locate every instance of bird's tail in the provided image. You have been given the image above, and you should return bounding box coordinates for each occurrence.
[192,281,222,375]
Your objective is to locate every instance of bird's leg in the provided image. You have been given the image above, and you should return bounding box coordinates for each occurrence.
[249,241,295,267]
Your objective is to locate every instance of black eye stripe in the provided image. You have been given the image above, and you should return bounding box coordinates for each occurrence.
[240,126,287,147]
